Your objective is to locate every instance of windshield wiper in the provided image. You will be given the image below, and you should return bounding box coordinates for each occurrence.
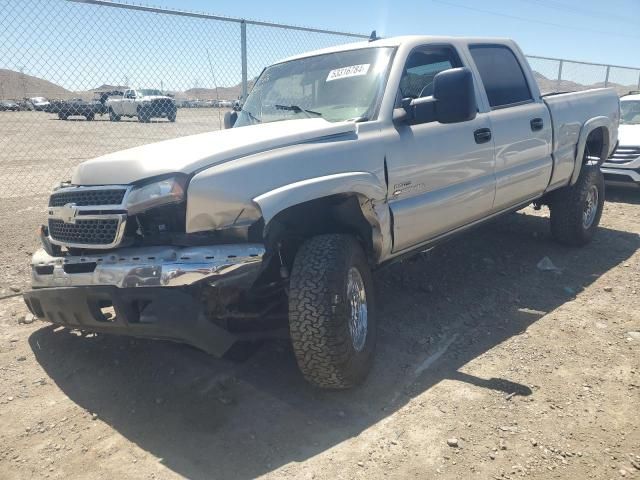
[275,104,322,118]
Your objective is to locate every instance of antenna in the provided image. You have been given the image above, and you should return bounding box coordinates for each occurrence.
[369,30,379,42]
[206,49,222,127]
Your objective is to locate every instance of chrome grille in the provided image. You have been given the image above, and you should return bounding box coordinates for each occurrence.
[608,146,640,165]
[48,218,121,246]
[49,188,126,207]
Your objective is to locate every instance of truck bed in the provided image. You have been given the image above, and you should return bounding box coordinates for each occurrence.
[543,88,619,188]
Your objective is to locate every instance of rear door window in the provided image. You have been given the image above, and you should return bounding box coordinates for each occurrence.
[469,45,532,108]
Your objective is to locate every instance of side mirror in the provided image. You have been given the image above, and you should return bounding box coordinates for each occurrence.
[394,67,477,126]
[224,110,237,129]
[433,67,477,124]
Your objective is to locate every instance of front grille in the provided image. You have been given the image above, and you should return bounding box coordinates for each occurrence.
[49,188,126,207]
[608,146,640,165]
[49,218,120,245]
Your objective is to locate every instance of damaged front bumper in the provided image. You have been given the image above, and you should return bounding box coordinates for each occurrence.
[23,244,266,356]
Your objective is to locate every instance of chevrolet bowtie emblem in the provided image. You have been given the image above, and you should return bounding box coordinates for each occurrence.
[58,203,79,224]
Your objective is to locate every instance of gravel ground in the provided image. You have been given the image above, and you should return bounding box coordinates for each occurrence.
[0,113,638,479]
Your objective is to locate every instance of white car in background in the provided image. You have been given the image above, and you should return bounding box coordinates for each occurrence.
[28,96,51,111]
[601,92,640,188]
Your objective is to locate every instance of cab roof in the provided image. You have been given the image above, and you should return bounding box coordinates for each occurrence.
[277,35,515,64]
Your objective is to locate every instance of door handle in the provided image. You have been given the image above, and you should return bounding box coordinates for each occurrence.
[474,128,492,144]
[530,118,544,131]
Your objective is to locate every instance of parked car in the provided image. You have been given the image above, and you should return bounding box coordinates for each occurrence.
[55,98,101,120]
[24,36,618,389]
[601,91,640,188]
[28,96,51,111]
[0,100,20,111]
[106,89,177,122]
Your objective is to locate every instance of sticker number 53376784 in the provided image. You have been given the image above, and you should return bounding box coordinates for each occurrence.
[326,64,370,82]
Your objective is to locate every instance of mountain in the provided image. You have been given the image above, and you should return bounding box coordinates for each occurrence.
[0,69,73,100]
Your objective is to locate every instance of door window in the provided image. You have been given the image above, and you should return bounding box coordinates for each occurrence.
[469,45,532,108]
[398,46,462,101]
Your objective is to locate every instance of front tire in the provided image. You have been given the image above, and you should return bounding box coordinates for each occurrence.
[549,164,605,246]
[167,110,177,122]
[288,234,376,389]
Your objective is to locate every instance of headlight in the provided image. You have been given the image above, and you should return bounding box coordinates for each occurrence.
[126,175,187,215]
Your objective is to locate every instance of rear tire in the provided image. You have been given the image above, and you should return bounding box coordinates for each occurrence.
[549,164,605,246]
[108,108,120,122]
[137,107,150,123]
[85,113,95,121]
[58,112,67,120]
[168,110,177,122]
[288,234,376,389]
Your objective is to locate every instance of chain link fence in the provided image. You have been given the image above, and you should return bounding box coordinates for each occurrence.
[1,0,639,203]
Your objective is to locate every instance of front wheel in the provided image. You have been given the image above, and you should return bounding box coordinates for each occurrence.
[288,234,376,389]
[167,110,177,122]
[58,112,67,120]
[549,164,605,246]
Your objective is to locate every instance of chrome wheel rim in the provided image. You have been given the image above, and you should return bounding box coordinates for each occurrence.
[346,266,368,352]
[583,185,599,229]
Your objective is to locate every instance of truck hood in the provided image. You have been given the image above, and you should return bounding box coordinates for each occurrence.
[618,124,640,147]
[72,118,357,185]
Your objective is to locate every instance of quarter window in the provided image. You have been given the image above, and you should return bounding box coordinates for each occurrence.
[470,45,532,108]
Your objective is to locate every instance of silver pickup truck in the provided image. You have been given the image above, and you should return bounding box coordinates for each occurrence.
[24,36,619,389]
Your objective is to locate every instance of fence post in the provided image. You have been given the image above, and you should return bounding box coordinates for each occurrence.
[241,20,248,102]
[604,65,610,87]
[557,60,563,91]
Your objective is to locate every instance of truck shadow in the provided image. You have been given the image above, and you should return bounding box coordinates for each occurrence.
[29,210,638,480]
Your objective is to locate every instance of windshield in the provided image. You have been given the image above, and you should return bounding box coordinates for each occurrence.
[235,47,394,126]
[138,89,163,96]
[621,100,640,125]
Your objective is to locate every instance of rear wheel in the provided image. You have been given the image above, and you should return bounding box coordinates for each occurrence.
[85,113,95,121]
[137,107,150,123]
[288,234,376,389]
[168,110,177,122]
[549,164,605,246]
[108,108,120,122]
[58,112,67,120]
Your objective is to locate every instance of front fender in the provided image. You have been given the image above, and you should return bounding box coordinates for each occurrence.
[253,172,387,228]
[570,116,613,185]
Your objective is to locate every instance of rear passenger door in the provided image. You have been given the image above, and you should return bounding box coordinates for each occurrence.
[468,45,553,211]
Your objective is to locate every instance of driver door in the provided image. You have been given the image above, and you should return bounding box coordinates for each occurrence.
[386,45,496,252]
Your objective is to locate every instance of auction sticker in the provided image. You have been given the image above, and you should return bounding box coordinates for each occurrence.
[326,64,370,81]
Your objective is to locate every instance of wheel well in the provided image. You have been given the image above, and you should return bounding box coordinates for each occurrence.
[263,194,377,269]
[584,127,608,164]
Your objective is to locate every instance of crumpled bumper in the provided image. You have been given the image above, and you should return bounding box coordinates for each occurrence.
[23,244,267,356]
[29,244,265,289]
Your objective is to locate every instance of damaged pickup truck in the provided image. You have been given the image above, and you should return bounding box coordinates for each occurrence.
[24,36,619,389]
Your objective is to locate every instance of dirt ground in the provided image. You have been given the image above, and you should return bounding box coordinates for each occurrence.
[0,112,639,479]
[0,183,638,479]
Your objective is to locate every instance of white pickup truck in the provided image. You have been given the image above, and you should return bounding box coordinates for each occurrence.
[24,36,619,389]
[106,89,177,123]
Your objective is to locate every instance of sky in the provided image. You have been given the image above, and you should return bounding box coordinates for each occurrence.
[151,0,640,67]
[2,0,639,94]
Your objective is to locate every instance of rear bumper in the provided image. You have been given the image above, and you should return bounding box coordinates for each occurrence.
[23,286,237,356]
